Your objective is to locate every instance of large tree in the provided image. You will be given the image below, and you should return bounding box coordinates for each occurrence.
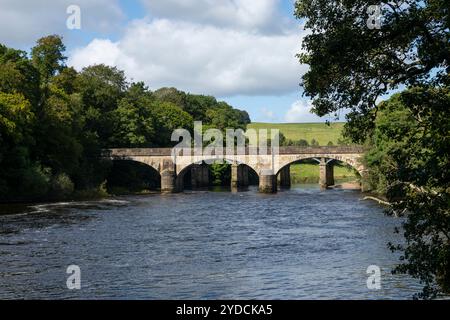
[296,0,449,142]
[365,88,449,298]
[296,0,449,298]
[31,35,67,86]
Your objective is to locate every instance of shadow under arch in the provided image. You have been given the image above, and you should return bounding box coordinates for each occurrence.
[275,157,362,189]
[276,156,364,176]
[175,159,259,192]
[106,159,162,194]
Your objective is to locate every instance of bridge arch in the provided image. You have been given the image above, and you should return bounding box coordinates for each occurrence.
[106,158,162,193]
[276,155,365,176]
[175,157,259,176]
[175,159,259,192]
[275,154,364,190]
[107,155,162,173]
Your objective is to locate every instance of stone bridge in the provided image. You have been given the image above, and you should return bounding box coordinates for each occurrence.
[104,146,367,193]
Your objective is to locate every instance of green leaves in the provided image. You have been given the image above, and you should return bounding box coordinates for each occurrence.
[296,0,449,140]
[31,35,67,85]
[0,36,250,201]
[297,1,449,297]
[364,87,450,298]
[0,92,34,143]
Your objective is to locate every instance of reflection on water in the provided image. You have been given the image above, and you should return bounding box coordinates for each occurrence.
[0,185,423,299]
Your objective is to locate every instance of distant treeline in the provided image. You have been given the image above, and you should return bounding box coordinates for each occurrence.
[0,35,250,202]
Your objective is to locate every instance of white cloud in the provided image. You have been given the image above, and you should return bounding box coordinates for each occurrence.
[0,0,124,47]
[284,100,318,122]
[69,18,307,97]
[284,99,351,123]
[260,107,277,121]
[140,0,291,33]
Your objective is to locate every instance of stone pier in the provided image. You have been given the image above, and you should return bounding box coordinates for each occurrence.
[191,163,209,188]
[231,164,239,189]
[190,164,200,188]
[240,165,249,187]
[161,170,176,193]
[231,164,250,189]
[319,158,335,189]
[259,170,276,193]
[201,165,209,186]
[326,162,334,187]
[278,166,291,189]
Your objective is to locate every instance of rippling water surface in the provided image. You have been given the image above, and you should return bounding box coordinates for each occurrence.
[0,185,422,299]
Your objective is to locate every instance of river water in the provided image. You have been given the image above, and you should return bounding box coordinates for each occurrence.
[0,185,422,299]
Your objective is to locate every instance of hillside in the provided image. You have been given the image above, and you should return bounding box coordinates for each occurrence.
[247,122,345,146]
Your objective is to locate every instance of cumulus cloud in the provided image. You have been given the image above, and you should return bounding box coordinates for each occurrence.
[284,100,319,122]
[0,0,124,47]
[284,99,350,123]
[259,107,278,121]
[69,18,306,97]
[140,0,291,33]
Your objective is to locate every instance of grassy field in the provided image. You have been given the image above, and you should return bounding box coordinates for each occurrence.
[290,163,358,184]
[246,122,358,182]
[247,122,345,146]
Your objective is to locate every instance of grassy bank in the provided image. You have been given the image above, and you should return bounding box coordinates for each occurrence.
[290,163,358,184]
[248,122,345,146]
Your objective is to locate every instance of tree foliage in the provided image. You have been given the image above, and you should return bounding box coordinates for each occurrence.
[296,0,449,298]
[365,88,450,298]
[295,0,449,142]
[0,36,250,201]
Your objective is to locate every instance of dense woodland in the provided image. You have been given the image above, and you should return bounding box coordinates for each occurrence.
[0,35,250,202]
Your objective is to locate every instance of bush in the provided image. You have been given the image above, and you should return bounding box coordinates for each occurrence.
[19,165,51,200]
[49,173,74,199]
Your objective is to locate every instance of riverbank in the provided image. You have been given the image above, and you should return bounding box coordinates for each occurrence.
[332,181,361,190]
[290,163,358,184]
[0,176,368,214]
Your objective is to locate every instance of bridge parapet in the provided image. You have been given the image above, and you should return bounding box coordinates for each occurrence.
[104,148,173,157]
[105,146,366,157]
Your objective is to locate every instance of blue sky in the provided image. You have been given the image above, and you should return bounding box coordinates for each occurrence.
[0,0,347,123]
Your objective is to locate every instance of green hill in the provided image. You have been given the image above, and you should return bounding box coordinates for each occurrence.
[247,122,345,146]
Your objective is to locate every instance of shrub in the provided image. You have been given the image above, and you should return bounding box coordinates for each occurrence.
[49,173,74,199]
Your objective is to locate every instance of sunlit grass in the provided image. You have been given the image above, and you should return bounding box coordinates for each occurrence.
[290,163,358,183]
[248,122,345,146]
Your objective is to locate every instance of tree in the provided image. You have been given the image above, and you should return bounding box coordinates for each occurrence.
[31,35,66,86]
[0,45,40,106]
[37,84,83,175]
[154,88,250,129]
[0,36,252,200]
[0,92,49,200]
[151,101,193,147]
[296,0,450,298]
[75,64,128,146]
[76,64,127,113]
[53,67,78,94]
[365,88,449,298]
[295,0,449,142]
[0,92,34,148]
[310,138,319,146]
[111,97,155,147]
[153,87,186,109]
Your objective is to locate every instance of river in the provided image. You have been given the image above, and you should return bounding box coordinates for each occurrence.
[0,185,422,299]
